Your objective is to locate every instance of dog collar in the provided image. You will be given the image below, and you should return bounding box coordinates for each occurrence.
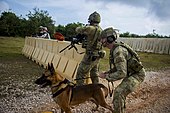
[52,79,68,88]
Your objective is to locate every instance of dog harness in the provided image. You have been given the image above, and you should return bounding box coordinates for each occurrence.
[52,79,74,98]
[52,79,68,98]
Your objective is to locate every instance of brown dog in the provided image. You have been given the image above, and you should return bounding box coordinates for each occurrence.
[35,63,114,113]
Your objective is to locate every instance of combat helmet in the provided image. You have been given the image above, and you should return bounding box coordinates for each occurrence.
[88,11,101,23]
[101,27,119,43]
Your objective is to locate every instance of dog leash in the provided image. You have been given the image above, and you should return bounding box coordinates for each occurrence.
[108,81,114,97]
[74,76,99,80]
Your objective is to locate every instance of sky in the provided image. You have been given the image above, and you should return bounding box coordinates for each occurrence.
[0,0,170,36]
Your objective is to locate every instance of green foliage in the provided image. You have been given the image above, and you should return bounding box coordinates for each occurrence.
[0,8,55,37]
[55,22,83,40]
[0,11,21,36]
[120,32,140,38]
[120,32,170,38]
[55,24,66,36]
[0,9,83,38]
[65,22,83,37]
[26,8,55,36]
[120,32,131,37]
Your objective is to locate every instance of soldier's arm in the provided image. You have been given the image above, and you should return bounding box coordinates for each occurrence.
[75,26,91,35]
[106,47,128,81]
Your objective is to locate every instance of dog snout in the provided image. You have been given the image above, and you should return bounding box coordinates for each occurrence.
[35,77,42,85]
[35,75,46,85]
[35,75,52,88]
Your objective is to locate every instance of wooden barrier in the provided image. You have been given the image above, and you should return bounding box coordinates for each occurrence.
[118,38,170,54]
[32,38,41,62]
[22,37,170,83]
[22,37,36,58]
[22,37,85,82]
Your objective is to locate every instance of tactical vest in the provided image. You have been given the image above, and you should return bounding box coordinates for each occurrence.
[85,26,102,54]
[109,42,143,75]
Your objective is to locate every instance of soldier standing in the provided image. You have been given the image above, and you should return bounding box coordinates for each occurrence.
[99,27,146,113]
[75,11,105,85]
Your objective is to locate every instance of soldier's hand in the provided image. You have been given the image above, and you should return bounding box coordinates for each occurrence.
[99,72,108,79]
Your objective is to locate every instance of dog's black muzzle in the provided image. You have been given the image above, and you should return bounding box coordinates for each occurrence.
[35,74,52,88]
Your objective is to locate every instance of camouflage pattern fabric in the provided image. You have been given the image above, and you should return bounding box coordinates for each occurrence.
[106,44,145,113]
[76,54,100,85]
[75,25,102,85]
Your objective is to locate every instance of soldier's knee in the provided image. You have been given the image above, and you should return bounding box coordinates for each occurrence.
[114,87,124,96]
[114,91,123,101]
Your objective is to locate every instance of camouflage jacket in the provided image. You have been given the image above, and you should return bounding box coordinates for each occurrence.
[106,42,143,81]
[76,24,102,56]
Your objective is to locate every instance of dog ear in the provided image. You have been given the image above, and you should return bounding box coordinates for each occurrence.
[48,63,51,70]
[50,63,55,74]
[51,63,53,68]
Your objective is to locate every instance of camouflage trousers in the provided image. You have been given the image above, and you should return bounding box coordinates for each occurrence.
[113,68,145,113]
[76,54,100,85]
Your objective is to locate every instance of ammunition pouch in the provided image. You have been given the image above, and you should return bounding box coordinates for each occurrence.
[87,55,98,61]
[128,58,143,73]
[82,39,87,48]
[98,50,106,58]
[96,42,102,50]
[86,51,99,61]
[91,56,98,61]
[86,50,93,55]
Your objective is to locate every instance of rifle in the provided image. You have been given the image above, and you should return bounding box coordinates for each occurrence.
[59,34,86,54]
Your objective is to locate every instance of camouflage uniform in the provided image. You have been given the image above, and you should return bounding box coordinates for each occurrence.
[75,24,103,85]
[75,11,103,85]
[106,42,145,113]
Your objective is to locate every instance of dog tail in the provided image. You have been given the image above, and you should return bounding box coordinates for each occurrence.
[98,84,109,98]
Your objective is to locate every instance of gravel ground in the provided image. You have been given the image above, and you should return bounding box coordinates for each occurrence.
[0,55,170,113]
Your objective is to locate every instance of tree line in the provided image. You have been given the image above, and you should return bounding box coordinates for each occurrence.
[0,8,83,39]
[0,8,169,38]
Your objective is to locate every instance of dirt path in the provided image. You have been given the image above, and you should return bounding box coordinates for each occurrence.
[0,55,170,113]
[126,69,170,113]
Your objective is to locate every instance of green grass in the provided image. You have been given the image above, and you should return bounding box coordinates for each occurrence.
[0,37,25,59]
[139,52,170,70]
[0,37,170,71]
